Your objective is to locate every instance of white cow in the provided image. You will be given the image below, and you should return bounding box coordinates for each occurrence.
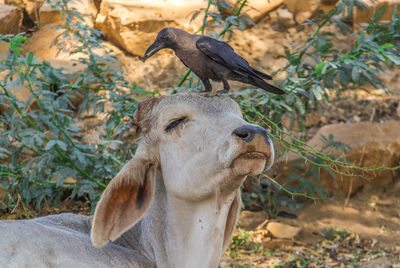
[0,92,275,268]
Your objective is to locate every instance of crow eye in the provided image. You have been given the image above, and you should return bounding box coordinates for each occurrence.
[165,117,187,132]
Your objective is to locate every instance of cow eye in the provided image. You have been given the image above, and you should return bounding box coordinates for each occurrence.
[165,116,187,132]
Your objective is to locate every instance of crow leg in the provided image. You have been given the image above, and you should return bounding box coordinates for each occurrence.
[200,78,212,92]
[217,78,230,93]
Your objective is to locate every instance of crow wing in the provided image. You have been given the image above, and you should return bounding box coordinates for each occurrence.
[196,36,272,80]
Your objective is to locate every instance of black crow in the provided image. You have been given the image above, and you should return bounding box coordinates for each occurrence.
[142,27,284,95]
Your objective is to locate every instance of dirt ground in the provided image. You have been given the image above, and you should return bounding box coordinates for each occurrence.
[220,178,400,267]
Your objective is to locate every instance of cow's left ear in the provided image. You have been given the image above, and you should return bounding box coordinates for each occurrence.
[91,156,156,248]
[223,190,241,251]
[132,96,164,136]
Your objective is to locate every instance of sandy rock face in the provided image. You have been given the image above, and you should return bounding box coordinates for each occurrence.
[354,0,400,32]
[0,69,35,113]
[95,0,207,56]
[278,121,400,195]
[19,25,127,109]
[4,0,43,22]
[220,0,283,21]
[276,7,295,27]
[283,0,336,23]
[0,4,23,34]
[39,0,97,26]
[284,0,322,23]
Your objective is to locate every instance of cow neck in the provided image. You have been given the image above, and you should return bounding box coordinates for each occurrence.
[138,170,240,268]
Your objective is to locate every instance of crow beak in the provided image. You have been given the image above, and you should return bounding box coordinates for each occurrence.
[141,40,165,62]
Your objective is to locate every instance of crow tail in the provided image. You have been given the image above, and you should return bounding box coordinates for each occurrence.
[251,68,273,80]
[251,77,285,95]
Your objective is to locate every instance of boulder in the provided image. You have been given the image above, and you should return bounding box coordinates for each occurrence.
[276,7,295,27]
[0,4,23,34]
[95,0,207,56]
[0,70,35,113]
[22,27,86,74]
[283,0,337,24]
[218,0,283,21]
[266,222,302,239]
[284,0,321,23]
[0,41,8,58]
[39,0,97,27]
[20,26,126,109]
[4,0,43,23]
[354,0,400,32]
[278,121,400,195]
[245,0,284,21]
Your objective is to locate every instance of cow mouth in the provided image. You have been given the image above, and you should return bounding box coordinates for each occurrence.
[237,151,267,160]
[230,151,269,176]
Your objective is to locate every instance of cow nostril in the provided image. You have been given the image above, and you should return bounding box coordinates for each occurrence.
[233,125,268,143]
[233,126,254,142]
[235,132,249,139]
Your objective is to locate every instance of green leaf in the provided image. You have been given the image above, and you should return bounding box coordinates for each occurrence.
[294,96,305,115]
[315,62,326,75]
[379,43,394,49]
[26,52,34,65]
[56,140,67,151]
[44,140,57,151]
[351,67,360,82]
[372,4,388,23]
[311,85,323,100]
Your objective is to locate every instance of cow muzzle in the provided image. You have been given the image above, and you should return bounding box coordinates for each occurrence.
[231,125,274,176]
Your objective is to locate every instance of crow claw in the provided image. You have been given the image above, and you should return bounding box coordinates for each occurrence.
[216,89,229,94]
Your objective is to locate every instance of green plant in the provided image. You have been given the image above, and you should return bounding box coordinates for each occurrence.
[177,0,400,212]
[320,227,351,241]
[271,255,309,268]
[0,0,146,212]
[1,0,400,218]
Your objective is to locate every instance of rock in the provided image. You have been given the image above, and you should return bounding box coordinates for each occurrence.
[0,4,23,34]
[281,112,320,131]
[20,25,128,109]
[1,24,106,113]
[95,0,207,56]
[21,25,123,75]
[1,36,27,110]
[354,0,400,32]
[219,0,283,21]
[39,0,97,27]
[4,0,43,23]
[276,8,295,27]
[284,0,321,23]
[0,70,35,113]
[278,121,400,195]
[22,27,86,74]
[266,222,302,239]
[284,0,336,24]
[262,239,294,249]
[247,0,284,21]
[0,41,8,59]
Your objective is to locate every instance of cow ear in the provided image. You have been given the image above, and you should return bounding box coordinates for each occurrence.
[132,96,164,135]
[223,190,241,251]
[91,157,156,248]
